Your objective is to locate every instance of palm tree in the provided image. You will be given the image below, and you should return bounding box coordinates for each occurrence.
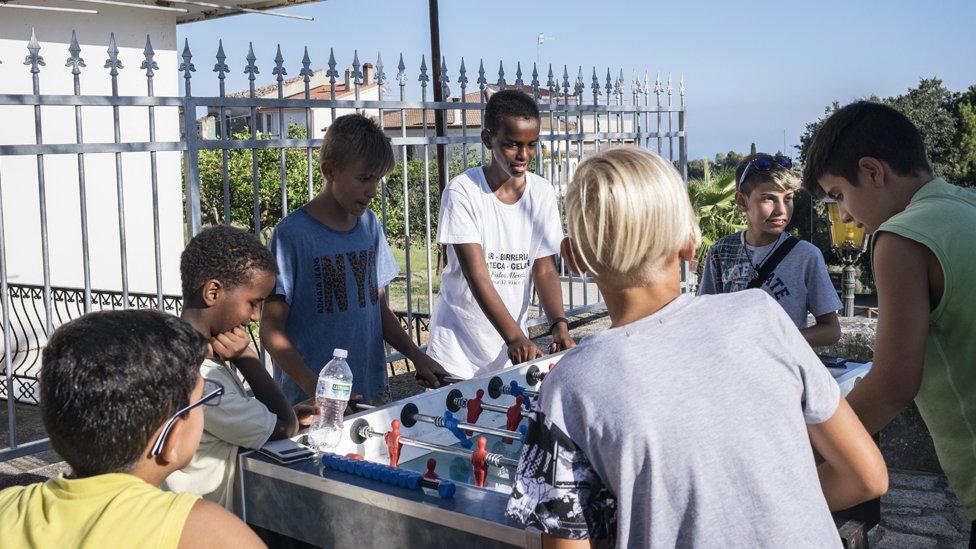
[687,167,747,264]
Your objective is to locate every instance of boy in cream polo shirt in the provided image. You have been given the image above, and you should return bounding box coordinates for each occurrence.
[164,226,318,510]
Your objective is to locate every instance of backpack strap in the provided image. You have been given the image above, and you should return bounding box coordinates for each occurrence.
[746,236,799,289]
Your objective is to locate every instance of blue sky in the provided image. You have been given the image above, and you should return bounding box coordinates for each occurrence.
[177,0,976,161]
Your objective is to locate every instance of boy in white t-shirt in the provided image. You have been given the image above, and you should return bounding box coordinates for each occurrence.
[427,89,574,379]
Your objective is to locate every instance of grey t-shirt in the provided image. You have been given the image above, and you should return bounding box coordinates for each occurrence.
[506,291,842,548]
[697,232,841,329]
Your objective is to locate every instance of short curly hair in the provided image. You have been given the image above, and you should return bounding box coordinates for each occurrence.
[484,89,540,133]
[180,225,278,299]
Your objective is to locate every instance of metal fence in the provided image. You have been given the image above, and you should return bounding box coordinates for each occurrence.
[0,29,687,460]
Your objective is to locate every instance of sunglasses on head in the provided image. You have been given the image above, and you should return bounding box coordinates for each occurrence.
[150,378,224,457]
[737,154,793,191]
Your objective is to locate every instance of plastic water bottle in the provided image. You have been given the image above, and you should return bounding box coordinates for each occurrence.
[307,349,353,451]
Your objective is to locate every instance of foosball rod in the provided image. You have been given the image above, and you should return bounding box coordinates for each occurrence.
[354,423,517,468]
[446,390,530,417]
[488,376,539,400]
[400,403,521,440]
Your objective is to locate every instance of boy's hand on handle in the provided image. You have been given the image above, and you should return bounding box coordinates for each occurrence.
[508,336,543,364]
[413,355,450,389]
[293,400,323,427]
[209,326,252,362]
[548,324,576,353]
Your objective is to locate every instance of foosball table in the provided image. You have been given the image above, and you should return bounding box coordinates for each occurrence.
[236,355,872,548]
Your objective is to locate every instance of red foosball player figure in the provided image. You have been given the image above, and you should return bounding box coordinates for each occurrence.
[471,436,488,488]
[423,458,439,480]
[464,389,485,435]
[502,396,523,444]
[385,419,403,468]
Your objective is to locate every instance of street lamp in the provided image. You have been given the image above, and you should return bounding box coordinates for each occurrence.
[824,199,869,317]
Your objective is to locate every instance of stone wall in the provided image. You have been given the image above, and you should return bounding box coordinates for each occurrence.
[815,316,943,474]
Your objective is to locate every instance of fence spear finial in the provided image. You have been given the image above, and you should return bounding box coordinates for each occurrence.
[326,48,338,84]
[141,35,159,79]
[440,56,450,99]
[477,59,487,89]
[418,54,429,86]
[67,30,86,76]
[352,49,362,85]
[25,27,46,74]
[213,40,229,79]
[531,63,540,98]
[244,42,258,81]
[273,44,287,82]
[458,57,468,87]
[496,60,506,87]
[395,53,407,87]
[179,38,195,91]
[105,32,123,76]
[375,52,386,86]
[515,61,524,88]
[299,47,313,82]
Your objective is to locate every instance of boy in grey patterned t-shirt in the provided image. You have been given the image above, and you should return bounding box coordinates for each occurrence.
[698,153,841,348]
[507,148,887,548]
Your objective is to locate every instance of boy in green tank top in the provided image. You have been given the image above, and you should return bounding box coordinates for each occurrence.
[803,101,976,544]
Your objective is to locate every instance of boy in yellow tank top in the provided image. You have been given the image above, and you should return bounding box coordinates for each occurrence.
[804,101,976,545]
[0,310,265,549]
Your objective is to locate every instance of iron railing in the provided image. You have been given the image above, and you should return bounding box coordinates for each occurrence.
[0,28,687,460]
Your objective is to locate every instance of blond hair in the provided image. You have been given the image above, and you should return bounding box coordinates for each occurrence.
[566,147,700,287]
[735,153,800,195]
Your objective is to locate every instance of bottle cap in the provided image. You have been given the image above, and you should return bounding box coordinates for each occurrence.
[333,348,348,359]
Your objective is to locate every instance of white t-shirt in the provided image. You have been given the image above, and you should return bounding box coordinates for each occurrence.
[162,358,276,511]
[427,167,563,379]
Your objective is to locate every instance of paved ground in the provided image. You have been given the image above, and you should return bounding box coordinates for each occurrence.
[2,309,972,546]
[870,469,972,548]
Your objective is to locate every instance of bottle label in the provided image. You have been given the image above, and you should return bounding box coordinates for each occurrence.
[321,381,352,400]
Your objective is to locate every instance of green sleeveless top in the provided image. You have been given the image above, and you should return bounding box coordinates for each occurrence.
[877,178,976,519]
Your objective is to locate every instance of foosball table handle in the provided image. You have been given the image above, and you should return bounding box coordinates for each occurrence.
[321,453,457,499]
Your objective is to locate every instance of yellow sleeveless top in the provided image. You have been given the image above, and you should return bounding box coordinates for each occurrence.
[0,473,199,548]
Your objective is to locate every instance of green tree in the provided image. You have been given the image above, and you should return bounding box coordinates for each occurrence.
[953,85,976,185]
[197,124,321,241]
[887,78,958,178]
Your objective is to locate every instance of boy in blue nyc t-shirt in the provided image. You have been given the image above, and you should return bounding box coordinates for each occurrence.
[261,115,447,404]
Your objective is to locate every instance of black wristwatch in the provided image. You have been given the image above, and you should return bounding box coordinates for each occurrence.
[548,316,569,333]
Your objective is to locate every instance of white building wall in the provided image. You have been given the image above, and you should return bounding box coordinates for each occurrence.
[0,3,184,296]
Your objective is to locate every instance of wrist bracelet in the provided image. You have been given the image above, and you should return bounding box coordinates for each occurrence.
[548,317,569,333]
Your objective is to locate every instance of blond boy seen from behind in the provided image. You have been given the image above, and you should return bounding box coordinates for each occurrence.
[507,147,886,548]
